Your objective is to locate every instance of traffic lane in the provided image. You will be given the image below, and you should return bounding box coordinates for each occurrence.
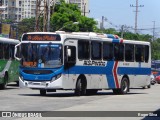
[0,84,159,112]
[0,86,114,111]
[58,85,160,111]
[1,84,160,120]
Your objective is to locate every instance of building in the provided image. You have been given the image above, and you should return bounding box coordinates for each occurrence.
[1,0,89,22]
[65,0,89,16]
[1,0,36,22]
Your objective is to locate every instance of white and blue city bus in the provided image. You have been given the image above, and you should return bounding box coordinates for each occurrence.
[14,31,151,96]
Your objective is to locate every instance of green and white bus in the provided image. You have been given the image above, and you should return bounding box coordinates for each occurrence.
[0,37,20,89]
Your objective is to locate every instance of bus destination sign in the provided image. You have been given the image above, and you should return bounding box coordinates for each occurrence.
[22,34,61,41]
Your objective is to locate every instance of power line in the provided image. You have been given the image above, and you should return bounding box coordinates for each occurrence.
[99,16,160,38]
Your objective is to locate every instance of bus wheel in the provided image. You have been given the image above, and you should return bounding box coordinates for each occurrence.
[120,77,129,94]
[147,84,151,89]
[40,89,46,96]
[0,74,8,90]
[75,77,86,96]
[16,81,19,86]
[113,77,129,95]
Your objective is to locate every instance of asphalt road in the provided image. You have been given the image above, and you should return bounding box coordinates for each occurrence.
[0,83,160,120]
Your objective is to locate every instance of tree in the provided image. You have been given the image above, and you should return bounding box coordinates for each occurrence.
[50,0,97,32]
[2,19,13,23]
[17,17,35,39]
[151,38,160,60]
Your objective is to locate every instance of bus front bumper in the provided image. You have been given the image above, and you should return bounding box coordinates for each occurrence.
[19,76,63,89]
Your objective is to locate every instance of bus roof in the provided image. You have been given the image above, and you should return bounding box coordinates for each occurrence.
[21,32,150,45]
[0,37,19,44]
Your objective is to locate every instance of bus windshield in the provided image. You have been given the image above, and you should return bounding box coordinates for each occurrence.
[21,43,62,68]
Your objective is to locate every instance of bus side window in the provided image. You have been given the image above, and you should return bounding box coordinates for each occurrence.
[125,44,134,62]
[91,41,102,60]
[114,43,124,61]
[78,40,90,60]
[135,45,144,62]
[145,45,149,63]
[0,43,3,59]
[103,42,113,61]
[9,44,15,59]
[4,44,10,59]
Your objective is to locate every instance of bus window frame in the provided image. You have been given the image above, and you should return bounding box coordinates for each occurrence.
[113,43,124,61]
[91,41,102,60]
[135,44,145,62]
[125,44,134,62]
[103,42,114,61]
[78,40,90,60]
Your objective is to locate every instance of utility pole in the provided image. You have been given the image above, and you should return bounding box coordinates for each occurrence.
[152,21,155,41]
[130,0,144,33]
[100,16,104,30]
[82,2,90,16]
[100,16,107,30]
[35,0,55,32]
[83,3,86,16]
[121,25,124,38]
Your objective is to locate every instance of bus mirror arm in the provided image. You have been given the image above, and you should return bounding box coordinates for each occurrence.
[14,43,21,61]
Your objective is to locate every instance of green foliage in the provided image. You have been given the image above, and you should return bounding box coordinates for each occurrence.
[50,1,97,32]
[17,17,35,39]
[151,39,160,60]
[122,32,152,42]
[2,19,13,23]
[78,16,96,32]
[104,28,118,34]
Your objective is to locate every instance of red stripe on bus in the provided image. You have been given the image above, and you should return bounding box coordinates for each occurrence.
[113,61,119,88]
[120,39,123,43]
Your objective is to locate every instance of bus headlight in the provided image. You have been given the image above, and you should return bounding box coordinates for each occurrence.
[51,74,61,82]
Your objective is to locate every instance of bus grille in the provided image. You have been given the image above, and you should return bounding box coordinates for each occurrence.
[23,70,53,75]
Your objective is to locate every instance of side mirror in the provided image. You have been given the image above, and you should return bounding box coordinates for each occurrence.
[14,43,21,61]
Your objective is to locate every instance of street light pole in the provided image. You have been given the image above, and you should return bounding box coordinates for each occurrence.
[57,22,79,31]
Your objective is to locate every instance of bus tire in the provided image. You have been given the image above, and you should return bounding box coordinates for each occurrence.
[16,81,19,86]
[120,77,129,94]
[113,77,129,95]
[40,89,46,96]
[0,73,8,90]
[75,77,87,96]
[147,84,151,89]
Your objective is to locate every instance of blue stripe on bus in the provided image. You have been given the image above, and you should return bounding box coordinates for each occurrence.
[112,39,120,43]
[65,66,151,75]
[21,62,151,88]
[65,62,151,88]
[118,67,151,75]
[106,61,116,88]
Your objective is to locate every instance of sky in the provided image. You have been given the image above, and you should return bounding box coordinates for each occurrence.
[89,0,160,37]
